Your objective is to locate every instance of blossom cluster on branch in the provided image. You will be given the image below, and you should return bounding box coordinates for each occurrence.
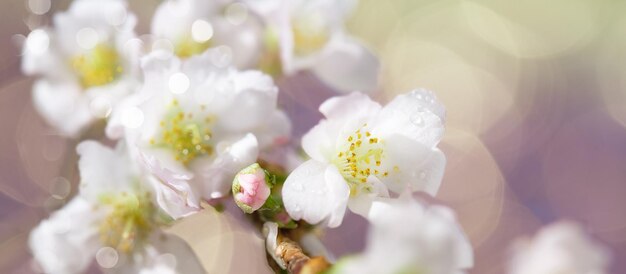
[22,0,611,273]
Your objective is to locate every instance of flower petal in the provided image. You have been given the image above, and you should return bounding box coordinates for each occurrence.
[282,160,350,227]
[192,133,260,199]
[312,35,380,93]
[319,91,381,121]
[139,150,201,219]
[373,89,446,147]
[379,134,446,196]
[77,141,136,201]
[29,197,102,274]
[32,79,92,137]
[301,119,342,162]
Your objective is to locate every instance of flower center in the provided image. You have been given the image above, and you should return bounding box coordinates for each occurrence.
[292,16,329,56]
[71,43,122,88]
[333,125,390,191]
[99,192,155,253]
[175,37,212,58]
[152,101,215,165]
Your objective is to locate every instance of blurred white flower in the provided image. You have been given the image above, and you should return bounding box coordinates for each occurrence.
[282,89,446,227]
[29,141,204,274]
[508,221,611,274]
[152,0,264,68]
[316,198,472,274]
[22,0,140,137]
[247,0,380,92]
[107,50,290,219]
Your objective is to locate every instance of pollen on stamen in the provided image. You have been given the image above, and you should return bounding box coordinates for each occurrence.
[153,108,216,165]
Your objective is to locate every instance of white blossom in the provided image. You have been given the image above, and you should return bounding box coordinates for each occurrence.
[22,0,140,136]
[151,0,264,67]
[107,50,290,219]
[315,198,472,274]
[508,221,611,274]
[282,90,446,227]
[29,141,203,274]
[247,0,379,92]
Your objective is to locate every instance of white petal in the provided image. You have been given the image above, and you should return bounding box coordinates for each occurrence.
[55,0,134,55]
[282,160,349,227]
[21,29,69,78]
[140,151,201,219]
[151,0,220,43]
[379,134,446,196]
[193,134,260,199]
[347,177,390,220]
[300,119,342,162]
[32,79,92,137]
[77,141,136,201]
[29,197,102,274]
[211,16,264,68]
[319,91,381,121]
[254,109,292,149]
[373,89,446,148]
[312,35,380,93]
[214,70,279,132]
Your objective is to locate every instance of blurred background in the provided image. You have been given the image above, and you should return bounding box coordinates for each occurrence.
[2,0,626,273]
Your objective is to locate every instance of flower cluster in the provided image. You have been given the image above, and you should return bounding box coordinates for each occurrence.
[22,0,612,273]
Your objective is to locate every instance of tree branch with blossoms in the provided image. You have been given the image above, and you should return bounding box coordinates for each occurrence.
[20,0,614,274]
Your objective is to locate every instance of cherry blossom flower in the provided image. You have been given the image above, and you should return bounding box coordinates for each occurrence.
[330,198,473,274]
[282,90,446,227]
[247,0,380,92]
[29,141,204,274]
[151,0,264,68]
[22,0,140,136]
[107,49,290,219]
[508,221,611,274]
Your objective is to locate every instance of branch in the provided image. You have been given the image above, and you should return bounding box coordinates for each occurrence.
[275,232,331,274]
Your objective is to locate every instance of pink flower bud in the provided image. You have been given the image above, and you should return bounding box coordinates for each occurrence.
[233,164,271,213]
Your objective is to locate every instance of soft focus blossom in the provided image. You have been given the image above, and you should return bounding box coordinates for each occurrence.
[233,163,272,213]
[107,49,290,219]
[282,89,446,227]
[29,141,202,274]
[22,0,140,136]
[318,198,472,274]
[247,0,379,92]
[152,0,264,67]
[508,221,611,274]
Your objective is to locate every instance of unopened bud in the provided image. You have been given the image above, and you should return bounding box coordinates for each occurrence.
[232,163,271,213]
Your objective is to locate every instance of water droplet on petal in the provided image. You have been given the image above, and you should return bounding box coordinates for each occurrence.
[294,204,301,212]
[292,183,303,191]
[410,114,424,127]
[210,191,224,199]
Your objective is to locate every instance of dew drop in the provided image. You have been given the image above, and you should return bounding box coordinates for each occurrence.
[292,183,303,191]
[410,114,424,127]
[294,204,301,212]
